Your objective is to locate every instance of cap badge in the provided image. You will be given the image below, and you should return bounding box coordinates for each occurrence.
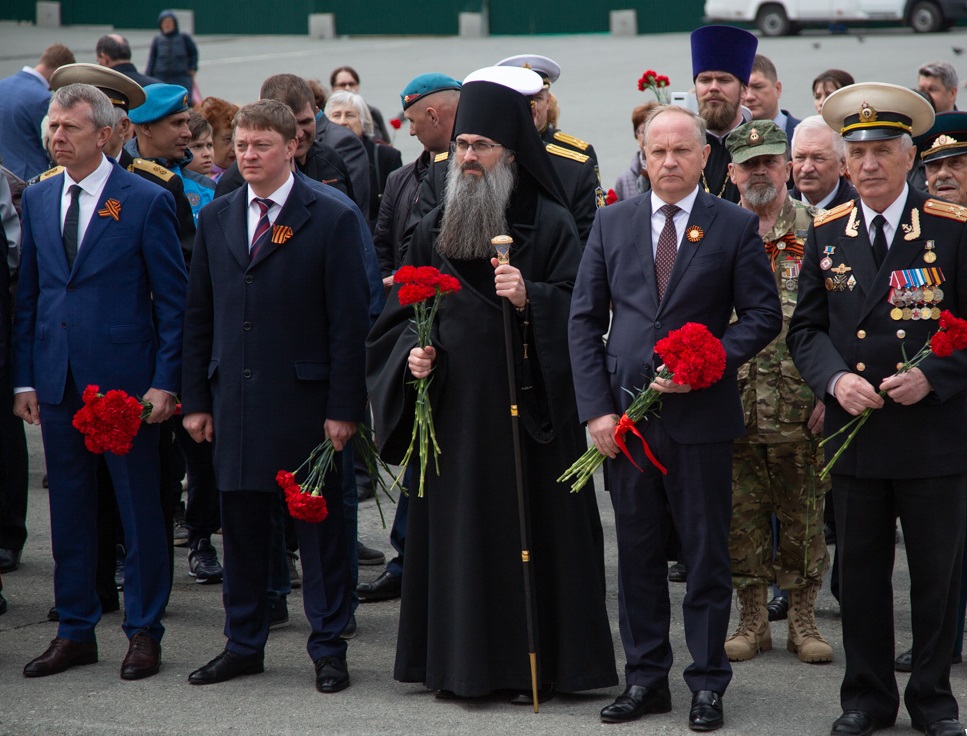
[182,94,188,107]
[749,127,761,144]
[859,102,878,123]
[931,134,958,149]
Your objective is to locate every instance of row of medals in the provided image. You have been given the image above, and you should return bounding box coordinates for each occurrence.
[889,285,944,321]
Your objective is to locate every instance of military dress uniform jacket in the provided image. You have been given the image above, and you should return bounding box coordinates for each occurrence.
[788,188,967,479]
[541,126,598,165]
[739,197,819,444]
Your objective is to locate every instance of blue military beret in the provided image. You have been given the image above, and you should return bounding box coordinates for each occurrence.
[400,73,462,111]
[690,25,758,85]
[129,83,190,124]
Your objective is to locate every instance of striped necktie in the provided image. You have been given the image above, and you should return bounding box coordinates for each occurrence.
[250,198,274,260]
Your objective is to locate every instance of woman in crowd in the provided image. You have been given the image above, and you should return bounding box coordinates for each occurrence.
[196,96,239,182]
[811,69,854,114]
[330,66,392,143]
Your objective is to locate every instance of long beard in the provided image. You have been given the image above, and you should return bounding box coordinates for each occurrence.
[699,96,740,133]
[435,157,516,260]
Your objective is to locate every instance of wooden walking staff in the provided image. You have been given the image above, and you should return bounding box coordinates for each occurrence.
[491,234,540,713]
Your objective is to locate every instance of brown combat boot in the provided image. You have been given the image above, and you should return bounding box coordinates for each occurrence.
[787,583,833,663]
[724,584,772,661]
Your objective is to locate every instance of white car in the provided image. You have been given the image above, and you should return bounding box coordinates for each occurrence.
[704,0,967,36]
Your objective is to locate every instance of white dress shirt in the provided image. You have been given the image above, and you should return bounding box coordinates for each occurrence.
[246,174,294,249]
[650,185,701,258]
[62,154,114,249]
[860,183,909,251]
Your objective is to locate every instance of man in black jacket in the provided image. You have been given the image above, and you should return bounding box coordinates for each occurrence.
[95,34,161,89]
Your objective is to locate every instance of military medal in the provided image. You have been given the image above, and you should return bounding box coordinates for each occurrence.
[902,307,913,320]
[921,307,933,319]
[923,288,934,302]
[932,307,942,319]
[820,246,834,270]
[825,277,834,291]
[933,286,944,302]
[924,240,937,263]
[847,275,857,291]
[890,307,903,321]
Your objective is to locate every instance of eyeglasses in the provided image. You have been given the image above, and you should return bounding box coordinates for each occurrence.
[451,140,504,155]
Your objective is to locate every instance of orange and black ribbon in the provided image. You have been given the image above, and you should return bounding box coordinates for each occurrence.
[764,232,803,270]
[97,198,121,221]
[613,413,667,475]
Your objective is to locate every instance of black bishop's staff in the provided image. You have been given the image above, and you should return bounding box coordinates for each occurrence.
[491,234,540,713]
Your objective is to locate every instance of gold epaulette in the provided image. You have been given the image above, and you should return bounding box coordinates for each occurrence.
[813,200,854,226]
[129,158,174,182]
[38,165,64,181]
[434,151,449,163]
[546,143,589,164]
[924,198,967,223]
[553,130,590,151]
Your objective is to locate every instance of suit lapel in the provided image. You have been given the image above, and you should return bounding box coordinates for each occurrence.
[219,189,252,270]
[631,197,659,312]
[72,165,128,275]
[249,178,312,269]
[837,207,877,308]
[659,192,716,314]
[41,177,68,276]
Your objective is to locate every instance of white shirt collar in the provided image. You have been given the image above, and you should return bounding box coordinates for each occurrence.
[860,183,909,236]
[62,154,113,197]
[651,185,700,217]
[247,173,295,211]
[21,66,48,87]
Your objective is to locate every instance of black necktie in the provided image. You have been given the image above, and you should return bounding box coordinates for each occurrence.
[63,184,82,270]
[871,214,889,269]
[655,203,680,301]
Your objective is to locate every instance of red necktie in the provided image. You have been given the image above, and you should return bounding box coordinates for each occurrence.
[250,198,274,260]
[655,203,680,301]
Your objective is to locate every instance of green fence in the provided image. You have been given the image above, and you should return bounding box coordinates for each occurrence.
[0,1,706,35]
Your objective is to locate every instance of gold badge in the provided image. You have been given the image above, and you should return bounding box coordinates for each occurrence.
[902,209,921,241]
[924,240,937,263]
[859,102,878,123]
[686,225,704,243]
[182,94,189,107]
[97,198,121,221]
[271,224,293,245]
[932,134,958,149]
[749,127,760,144]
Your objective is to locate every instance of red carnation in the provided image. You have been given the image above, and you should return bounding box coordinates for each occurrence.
[415,266,443,286]
[398,283,437,306]
[394,265,419,284]
[284,484,329,523]
[938,310,967,351]
[606,189,618,206]
[72,385,146,455]
[655,322,727,390]
[436,273,461,294]
[931,331,954,357]
[390,117,402,130]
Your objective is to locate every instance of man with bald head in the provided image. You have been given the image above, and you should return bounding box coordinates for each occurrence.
[95,34,160,88]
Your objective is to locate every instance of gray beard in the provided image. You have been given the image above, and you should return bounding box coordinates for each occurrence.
[435,157,516,261]
[744,180,779,208]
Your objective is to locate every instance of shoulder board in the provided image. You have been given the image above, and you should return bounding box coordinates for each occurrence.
[129,158,174,182]
[434,151,449,163]
[924,198,967,223]
[38,165,64,181]
[546,143,589,164]
[813,200,854,226]
[552,130,590,151]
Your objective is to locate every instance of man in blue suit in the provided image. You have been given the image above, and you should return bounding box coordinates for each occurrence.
[181,99,370,693]
[569,104,782,731]
[0,44,76,180]
[13,83,186,679]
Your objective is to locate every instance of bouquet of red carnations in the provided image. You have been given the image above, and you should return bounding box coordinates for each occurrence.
[638,69,671,104]
[818,309,967,479]
[72,385,170,455]
[558,323,727,492]
[392,265,461,497]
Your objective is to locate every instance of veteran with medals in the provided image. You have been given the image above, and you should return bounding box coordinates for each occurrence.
[788,84,967,736]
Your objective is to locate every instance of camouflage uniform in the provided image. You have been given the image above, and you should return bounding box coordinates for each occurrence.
[731,195,830,591]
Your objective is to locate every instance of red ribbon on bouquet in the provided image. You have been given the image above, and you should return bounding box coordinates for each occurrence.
[613,412,667,475]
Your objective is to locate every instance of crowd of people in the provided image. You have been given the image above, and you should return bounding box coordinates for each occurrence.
[0,19,965,736]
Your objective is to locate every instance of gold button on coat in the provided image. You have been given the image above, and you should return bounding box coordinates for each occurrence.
[856,362,866,371]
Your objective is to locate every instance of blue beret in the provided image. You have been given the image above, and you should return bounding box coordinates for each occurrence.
[129,83,190,124]
[400,73,462,111]
[690,25,758,85]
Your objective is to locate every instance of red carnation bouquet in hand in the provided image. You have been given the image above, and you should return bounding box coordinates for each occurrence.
[393,265,461,497]
[72,385,171,455]
[638,69,671,104]
[819,309,967,479]
[277,424,397,525]
[559,323,726,492]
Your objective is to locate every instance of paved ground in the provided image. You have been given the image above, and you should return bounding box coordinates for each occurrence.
[0,21,965,736]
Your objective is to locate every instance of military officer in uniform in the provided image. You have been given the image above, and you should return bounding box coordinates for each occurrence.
[788,84,967,736]
[722,120,832,665]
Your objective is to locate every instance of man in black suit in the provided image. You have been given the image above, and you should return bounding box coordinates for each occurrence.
[182,99,370,692]
[788,84,967,736]
[569,104,781,731]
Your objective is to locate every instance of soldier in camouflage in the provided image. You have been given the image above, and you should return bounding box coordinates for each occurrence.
[724,121,832,665]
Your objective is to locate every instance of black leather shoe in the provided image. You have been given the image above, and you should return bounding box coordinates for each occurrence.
[120,633,160,680]
[510,684,555,705]
[24,637,98,677]
[689,690,724,732]
[668,563,687,583]
[357,570,402,602]
[600,685,672,723]
[188,650,264,685]
[913,718,967,736]
[0,547,21,573]
[830,710,892,735]
[767,593,789,621]
[895,648,913,672]
[314,656,350,693]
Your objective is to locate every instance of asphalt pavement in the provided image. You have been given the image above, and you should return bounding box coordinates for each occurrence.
[0,20,965,736]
